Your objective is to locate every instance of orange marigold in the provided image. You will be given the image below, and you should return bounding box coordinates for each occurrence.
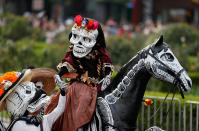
[0,76,3,83]
[0,72,18,89]
[3,72,18,83]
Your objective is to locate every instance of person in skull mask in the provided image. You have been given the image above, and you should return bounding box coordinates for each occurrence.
[45,15,113,131]
[0,69,67,131]
[58,15,113,89]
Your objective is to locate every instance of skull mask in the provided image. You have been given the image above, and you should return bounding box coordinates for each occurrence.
[6,81,50,117]
[70,24,99,58]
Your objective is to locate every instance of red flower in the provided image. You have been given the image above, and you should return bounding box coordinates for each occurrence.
[74,15,82,26]
[86,20,94,29]
[144,99,153,106]
[93,21,98,30]
[74,15,99,30]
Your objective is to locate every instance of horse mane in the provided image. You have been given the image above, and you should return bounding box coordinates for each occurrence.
[101,53,141,96]
[100,42,170,96]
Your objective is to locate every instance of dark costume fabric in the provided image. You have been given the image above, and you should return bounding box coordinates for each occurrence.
[45,45,112,131]
[45,82,97,131]
[62,45,112,81]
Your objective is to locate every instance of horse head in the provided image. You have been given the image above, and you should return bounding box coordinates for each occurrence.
[144,36,192,93]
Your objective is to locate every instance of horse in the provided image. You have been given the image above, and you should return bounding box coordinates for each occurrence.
[96,36,192,131]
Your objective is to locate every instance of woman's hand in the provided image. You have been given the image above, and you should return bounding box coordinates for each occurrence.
[54,75,67,95]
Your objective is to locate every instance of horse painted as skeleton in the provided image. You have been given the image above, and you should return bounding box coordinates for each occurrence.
[97,36,191,131]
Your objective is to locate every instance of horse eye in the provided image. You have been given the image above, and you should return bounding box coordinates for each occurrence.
[161,53,174,62]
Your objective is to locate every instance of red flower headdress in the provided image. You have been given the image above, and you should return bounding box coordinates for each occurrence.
[74,15,99,30]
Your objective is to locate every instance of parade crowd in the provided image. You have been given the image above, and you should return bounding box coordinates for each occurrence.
[0,12,165,43]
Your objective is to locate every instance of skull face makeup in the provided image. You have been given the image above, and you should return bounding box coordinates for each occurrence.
[6,81,50,117]
[70,21,99,58]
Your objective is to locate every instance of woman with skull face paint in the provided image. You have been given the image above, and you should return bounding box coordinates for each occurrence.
[0,69,68,131]
[45,15,113,131]
[11,74,67,131]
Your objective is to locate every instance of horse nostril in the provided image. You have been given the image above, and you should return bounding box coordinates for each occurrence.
[187,79,192,88]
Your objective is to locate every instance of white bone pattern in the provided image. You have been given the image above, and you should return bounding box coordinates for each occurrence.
[105,58,145,104]
[97,97,115,131]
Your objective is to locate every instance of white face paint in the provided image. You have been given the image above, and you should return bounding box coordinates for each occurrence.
[70,24,98,58]
[144,44,192,92]
[6,81,50,117]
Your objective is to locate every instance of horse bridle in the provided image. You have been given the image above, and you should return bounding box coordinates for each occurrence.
[146,47,185,99]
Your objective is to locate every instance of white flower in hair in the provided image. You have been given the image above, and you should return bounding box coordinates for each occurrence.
[2,80,12,90]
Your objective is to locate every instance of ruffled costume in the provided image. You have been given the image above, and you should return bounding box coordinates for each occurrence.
[45,45,113,131]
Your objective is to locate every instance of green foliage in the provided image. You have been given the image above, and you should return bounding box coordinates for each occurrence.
[52,30,71,46]
[106,34,146,67]
[3,15,30,41]
[30,27,46,41]
[0,39,67,72]
[187,72,199,96]
[189,72,199,82]
[107,36,134,66]
[0,13,45,42]
[187,56,199,72]
[147,23,199,47]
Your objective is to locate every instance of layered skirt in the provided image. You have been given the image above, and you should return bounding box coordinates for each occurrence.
[45,81,98,131]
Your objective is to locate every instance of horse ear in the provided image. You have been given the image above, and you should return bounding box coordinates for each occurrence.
[155,35,163,47]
